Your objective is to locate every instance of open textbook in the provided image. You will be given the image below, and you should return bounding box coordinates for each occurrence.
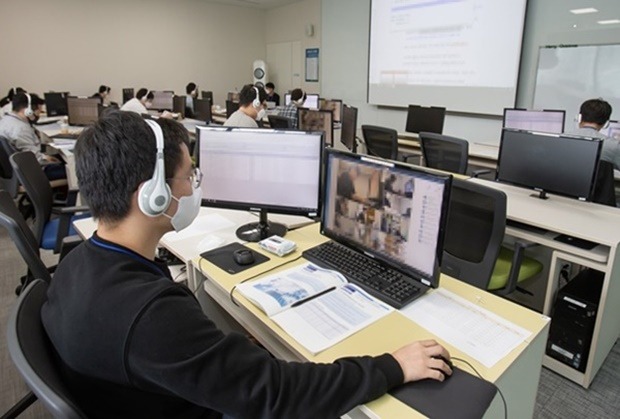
[237,263,393,354]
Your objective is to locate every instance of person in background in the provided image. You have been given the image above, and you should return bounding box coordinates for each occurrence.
[185,82,197,118]
[223,84,267,128]
[570,98,620,170]
[0,93,66,180]
[92,85,111,104]
[264,82,280,107]
[0,87,26,118]
[120,88,154,115]
[276,88,305,129]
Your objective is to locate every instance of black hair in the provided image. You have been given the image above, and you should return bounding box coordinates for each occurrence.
[186,82,197,94]
[98,85,110,94]
[12,93,44,113]
[580,99,612,126]
[136,88,149,100]
[238,84,267,107]
[265,82,275,89]
[74,111,190,223]
[290,88,305,103]
[1,87,26,107]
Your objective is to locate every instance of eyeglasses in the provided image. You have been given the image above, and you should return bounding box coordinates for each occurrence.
[167,167,202,189]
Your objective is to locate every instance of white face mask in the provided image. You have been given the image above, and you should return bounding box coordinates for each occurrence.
[256,108,267,121]
[145,101,153,108]
[165,187,202,232]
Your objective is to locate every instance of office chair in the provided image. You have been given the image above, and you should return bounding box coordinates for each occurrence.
[419,132,491,177]
[361,125,401,161]
[441,179,543,295]
[10,152,89,253]
[226,100,239,119]
[7,279,88,419]
[0,136,20,198]
[122,88,134,105]
[268,115,293,129]
[592,160,617,207]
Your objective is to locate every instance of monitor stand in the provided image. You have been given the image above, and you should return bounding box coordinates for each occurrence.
[235,209,287,242]
[530,190,548,200]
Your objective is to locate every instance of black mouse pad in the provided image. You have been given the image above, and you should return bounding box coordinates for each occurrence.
[389,367,497,419]
[200,242,269,275]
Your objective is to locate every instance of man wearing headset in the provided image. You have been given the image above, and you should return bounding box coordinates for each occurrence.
[41,111,451,419]
[223,84,268,128]
[0,92,66,180]
[570,98,620,170]
[120,88,155,115]
[276,87,305,129]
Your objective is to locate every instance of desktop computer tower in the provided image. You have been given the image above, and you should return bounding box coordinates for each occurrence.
[546,268,603,372]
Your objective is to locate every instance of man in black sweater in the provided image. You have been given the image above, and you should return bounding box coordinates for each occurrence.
[41,111,451,418]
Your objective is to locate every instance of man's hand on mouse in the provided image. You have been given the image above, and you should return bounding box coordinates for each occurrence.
[391,339,452,383]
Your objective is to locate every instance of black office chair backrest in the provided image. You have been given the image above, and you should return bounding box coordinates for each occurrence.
[419,132,469,174]
[441,179,507,290]
[0,136,20,197]
[226,100,240,118]
[122,88,134,105]
[361,125,398,160]
[7,279,87,419]
[268,115,293,129]
[0,190,51,284]
[592,160,617,207]
[10,152,54,247]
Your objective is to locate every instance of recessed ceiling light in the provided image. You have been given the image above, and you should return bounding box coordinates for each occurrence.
[570,8,598,14]
[598,19,620,25]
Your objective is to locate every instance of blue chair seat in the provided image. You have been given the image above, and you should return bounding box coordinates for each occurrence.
[41,213,90,250]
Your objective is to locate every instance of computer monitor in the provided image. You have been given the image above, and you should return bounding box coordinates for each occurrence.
[194,98,212,123]
[320,99,343,123]
[284,93,320,109]
[227,92,240,103]
[298,108,334,147]
[502,108,566,134]
[405,105,446,134]
[150,91,174,111]
[44,92,69,116]
[67,97,100,126]
[497,129,603,201]
[173,95,186,119]
[321,148,452,289]
[604,120,620,140]
[201,91,213,104]
[122,88,134,105]
[225,100,239,118]
[340,105,358,153]
[197,126,324,241]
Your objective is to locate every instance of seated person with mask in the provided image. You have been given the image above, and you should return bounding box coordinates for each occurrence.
[92,85,111,104]
[120,88,154,115]
[41,111,452,419]
[0,92,65,180]
[276,88,305,129]
[223,84,267,128]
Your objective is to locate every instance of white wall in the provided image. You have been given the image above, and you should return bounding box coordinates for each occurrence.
[0,0,266,107]
[321,0,620,145]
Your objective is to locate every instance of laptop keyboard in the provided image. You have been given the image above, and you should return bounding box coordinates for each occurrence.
[303,241,423,309]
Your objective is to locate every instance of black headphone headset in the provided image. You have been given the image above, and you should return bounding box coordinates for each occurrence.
[137,120,172,217]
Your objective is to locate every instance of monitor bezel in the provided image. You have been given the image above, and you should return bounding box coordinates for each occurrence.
[405,105,446,134]
[319,148,453,289]
[340,104,358,153]
[297,108,334,147]
[502,108,566,133]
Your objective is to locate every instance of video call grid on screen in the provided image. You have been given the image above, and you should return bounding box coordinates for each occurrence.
[284,93,319,109]
[67,97,99,126]
[503,109,565,134]
[605,120,620,140]
[323,153,448,279]
[298,108,333,147]
[198,127,322,212]
[320,99,342,122]
[151,91,174,111]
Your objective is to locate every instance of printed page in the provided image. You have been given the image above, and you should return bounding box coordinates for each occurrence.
[271,283,393,354]
[237,263,347,317]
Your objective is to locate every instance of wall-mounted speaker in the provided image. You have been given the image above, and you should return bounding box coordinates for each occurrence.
[253,60,268,88]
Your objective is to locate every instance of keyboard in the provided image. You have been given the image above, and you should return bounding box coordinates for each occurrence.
[303,241,425,309]
[51,133,81,140]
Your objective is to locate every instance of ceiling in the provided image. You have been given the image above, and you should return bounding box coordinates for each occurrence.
[203,0,303,10]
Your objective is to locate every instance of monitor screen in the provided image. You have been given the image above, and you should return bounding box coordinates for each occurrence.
[284,93,320,109]
[122,88,134,104]
[197,126,324,241]
[604,120,620,140]
[298,108,334,147]
[320,99,343,123]
[503,109,565,133]
[340,105,358,153]
[405,105,446,134]
[321,149,452,287]
[497,129,603,201]
[67,97,100,126]
[227,92,240,103]
[194,98,212,123]
[150,91,174,111]
[44,92,69,116]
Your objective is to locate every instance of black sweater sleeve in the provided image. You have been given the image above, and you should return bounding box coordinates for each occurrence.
[125,286,403,419]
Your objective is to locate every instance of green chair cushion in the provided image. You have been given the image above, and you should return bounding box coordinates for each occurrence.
[488,246,543,290]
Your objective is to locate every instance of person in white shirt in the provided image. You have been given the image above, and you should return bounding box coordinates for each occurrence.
[120,88,153,115]
[223,84,267,128]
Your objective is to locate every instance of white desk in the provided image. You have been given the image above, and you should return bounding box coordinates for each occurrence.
[469,178,620,387]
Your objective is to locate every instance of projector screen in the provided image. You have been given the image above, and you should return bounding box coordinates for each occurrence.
[368,0,527,115]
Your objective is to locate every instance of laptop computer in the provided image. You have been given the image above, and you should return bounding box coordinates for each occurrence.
[303,149,452,309]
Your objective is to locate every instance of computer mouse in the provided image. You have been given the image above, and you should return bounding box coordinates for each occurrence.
[233,249,255,266]
[432,356,454,379]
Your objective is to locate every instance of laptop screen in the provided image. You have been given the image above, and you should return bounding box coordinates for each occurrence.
[321,149,452,287]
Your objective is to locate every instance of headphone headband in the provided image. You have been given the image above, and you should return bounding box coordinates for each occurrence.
[138,120,172,217]
[24,93,33,117]
[252,86,261,108]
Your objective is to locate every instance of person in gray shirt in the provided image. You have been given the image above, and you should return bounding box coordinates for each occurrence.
[569,98,620,170]
[223,84,267,128]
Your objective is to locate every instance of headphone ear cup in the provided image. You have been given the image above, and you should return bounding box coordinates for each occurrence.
[253,87,261,108]
[24,93,33,117]
[138,178,172,217]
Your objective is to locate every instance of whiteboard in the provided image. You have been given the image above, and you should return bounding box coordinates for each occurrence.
[533,44,620,131]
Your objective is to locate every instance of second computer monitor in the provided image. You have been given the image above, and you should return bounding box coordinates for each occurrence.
[44,92,69,116]
[340,105,358,153]
[172,95,186,118]
[194,98,212,123]
[284,93,319,110]
[320,99,343,123]
[67,97,100,126]
[150,91,174,111]
[298,108,334,147]
[405,105,446,134]
[503,109,566,134]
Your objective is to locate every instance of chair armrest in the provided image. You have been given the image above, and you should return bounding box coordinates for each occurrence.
[495,241,538,296]
[401,153,418,163]
[471,169,493,178]
[59,236,83,261]
[52,205,89,215]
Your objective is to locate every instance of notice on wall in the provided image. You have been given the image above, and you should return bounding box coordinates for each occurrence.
[305,48,319,82]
